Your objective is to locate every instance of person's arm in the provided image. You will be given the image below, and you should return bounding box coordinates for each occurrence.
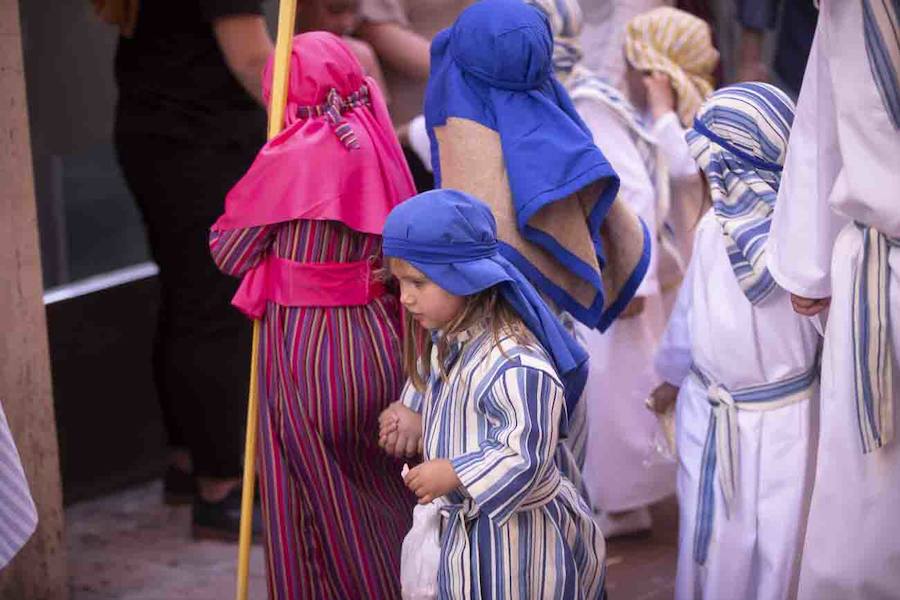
[379,396,423,458]
[735,0,779,82]
[355,20,431,80]
[651,112,699,179]
[212,14,274,106]
[642,72,698,179]
[209,225,277,277]
[343,37,392,102]
[768,17,845,309]
[737,28,768,82]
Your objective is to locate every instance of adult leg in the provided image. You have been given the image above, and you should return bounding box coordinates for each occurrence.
[115,133,253,492]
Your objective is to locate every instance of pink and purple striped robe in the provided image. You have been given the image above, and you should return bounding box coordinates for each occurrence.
[210,217,414,599]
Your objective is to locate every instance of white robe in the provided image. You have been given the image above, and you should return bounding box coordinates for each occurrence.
[648,110,703,308]
[650,111,698,181]
[656,212,820,600]
[576,96,676,512]
[767,2,900,597]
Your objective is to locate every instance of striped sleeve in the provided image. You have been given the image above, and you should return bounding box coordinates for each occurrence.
[399,379,424,413]
[450,365,563,525]
[209,225,276,277]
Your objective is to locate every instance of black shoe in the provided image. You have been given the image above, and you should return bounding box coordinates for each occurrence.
[192,486,263,543]
[163,465,195,506]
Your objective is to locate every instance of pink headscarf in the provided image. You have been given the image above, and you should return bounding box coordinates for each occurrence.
[212,32,416,235]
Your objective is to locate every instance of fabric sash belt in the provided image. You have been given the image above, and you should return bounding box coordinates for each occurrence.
[852,223,900,454]
[439,471,562,599]
[689,363,818,565]
[231,255,385,319]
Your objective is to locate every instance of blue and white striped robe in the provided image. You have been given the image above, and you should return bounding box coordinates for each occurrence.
[402,328,606,600]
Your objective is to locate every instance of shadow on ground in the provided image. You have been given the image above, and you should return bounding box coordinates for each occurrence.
[67,481,676,599]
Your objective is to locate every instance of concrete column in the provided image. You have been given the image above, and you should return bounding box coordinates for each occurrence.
[0,0,68,597]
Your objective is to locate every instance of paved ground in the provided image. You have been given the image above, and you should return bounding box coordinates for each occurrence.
[604,498,678,600]
[67,481,677,599]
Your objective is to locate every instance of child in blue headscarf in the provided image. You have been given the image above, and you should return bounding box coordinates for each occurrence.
[378,188,606,599]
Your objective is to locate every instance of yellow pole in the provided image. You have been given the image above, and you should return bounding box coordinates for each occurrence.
[236,1,297,599]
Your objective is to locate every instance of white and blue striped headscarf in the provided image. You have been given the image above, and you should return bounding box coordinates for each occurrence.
[686,82,795,305]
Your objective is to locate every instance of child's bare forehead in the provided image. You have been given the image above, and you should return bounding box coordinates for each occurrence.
[389,259,426,279]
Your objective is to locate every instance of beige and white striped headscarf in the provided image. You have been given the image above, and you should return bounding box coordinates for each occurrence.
[624,7,719,127]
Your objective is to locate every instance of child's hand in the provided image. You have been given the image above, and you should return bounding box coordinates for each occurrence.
[790,294,830,317]
[378,402,422,458]
[647,382,679,415]
[405,459,461,504]
[378,406,399,438]
[378,410,401,456]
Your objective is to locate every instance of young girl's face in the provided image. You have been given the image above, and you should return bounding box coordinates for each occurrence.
[391,260,465,330]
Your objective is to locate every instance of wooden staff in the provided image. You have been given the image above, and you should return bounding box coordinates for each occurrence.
[236,1,297,598]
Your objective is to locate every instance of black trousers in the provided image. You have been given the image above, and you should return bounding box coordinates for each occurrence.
[115,129,255,479]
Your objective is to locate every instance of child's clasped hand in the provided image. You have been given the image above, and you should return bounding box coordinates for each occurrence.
[404,459,461,504]
[378,402,423,458]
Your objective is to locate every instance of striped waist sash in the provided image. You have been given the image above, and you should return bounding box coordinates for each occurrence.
[853,224,900,454]
[689,363,818,565]
[441,469,562,523]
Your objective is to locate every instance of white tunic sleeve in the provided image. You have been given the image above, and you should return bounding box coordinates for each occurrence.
[654,233,697,386]
[651,111,699,180]
[576,97,660,296]
[406,114,433,173]
[449,365,563,525]
[768,19,848,299]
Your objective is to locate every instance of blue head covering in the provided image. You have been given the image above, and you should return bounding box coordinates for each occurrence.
[425,0,626,328]
[686,82,795,305]
[383,189,588,414]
